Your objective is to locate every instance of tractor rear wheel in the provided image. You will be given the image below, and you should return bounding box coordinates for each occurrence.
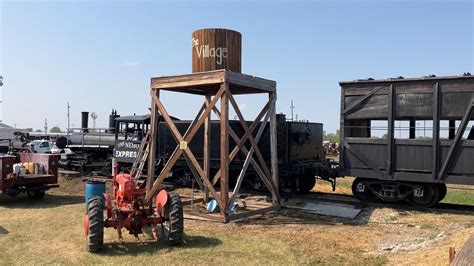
[27,190,45,199]
[160,191,184,246]
[86,196,104,252]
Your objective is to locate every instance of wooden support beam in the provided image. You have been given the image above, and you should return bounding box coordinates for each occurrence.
[439,100,474,181]
[386,84,395,179]
[226,89,273,183]
[184,212,223,222]
[210,98,280,204]
[432,82,440,180]
[224,108,279,198]
[220,83,230,219]
[211,102,270,184]
[451,234,474,265]
[227,206,278,222]
[145,88,225,206]
[228,106,271,209]
[342,141,385,176]
[449,120,456,139]
[343,86,383,115]
[339,86,346,175]
[181,197,205,206]
[146,89,159,199]
[269,92,279,204]
[409,120,416,139]
[204,95,211,202]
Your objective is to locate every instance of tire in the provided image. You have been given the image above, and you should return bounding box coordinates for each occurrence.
[6,191,19,197]
[351,178,375,202]
[437,184,447,202]
[27,190,45,199]
[297,174,316,193]
[160,191,184,246]
[86,196,104,252]
[409,184,439,208]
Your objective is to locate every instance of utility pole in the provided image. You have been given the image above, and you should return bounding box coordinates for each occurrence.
[0,75,3,123]
[44,119,48,136]
[290,100,295,122]
[67,102,71,138]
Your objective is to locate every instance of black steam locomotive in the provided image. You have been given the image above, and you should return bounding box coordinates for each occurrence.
[52,110,338,193]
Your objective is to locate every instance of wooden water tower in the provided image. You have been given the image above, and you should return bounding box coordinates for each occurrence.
[192,28,242,73]
[146,29,279,223]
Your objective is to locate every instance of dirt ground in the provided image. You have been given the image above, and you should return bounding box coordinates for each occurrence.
[0,173,473,265]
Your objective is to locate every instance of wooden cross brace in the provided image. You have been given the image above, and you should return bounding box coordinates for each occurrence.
[144,85,226,207]
[144,83,280,218]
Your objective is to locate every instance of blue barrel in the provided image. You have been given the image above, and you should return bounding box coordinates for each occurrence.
[85,181,105,208]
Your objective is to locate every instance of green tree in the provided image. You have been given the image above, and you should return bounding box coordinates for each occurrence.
[26,128,33,132]
[324,130,340,143]
[49,127,62,133]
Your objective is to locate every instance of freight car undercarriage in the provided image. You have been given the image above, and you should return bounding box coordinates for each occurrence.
[352,178,447,207]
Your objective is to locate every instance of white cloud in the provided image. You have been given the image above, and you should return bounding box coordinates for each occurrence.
[120,60,140,67]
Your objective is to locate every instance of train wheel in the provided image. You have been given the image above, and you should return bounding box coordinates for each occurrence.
[27,190,45,199]
[409,184,439,208]
[351,178,375,202]
[160,192,184,246]
[437,184,447,202]
[297,174,316,193]
[86,196,104,252]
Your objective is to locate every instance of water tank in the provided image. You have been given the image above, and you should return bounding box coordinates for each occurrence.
[192,28,242,73]
[85,181,105,208]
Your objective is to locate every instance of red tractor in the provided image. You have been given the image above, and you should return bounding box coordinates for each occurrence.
[83,173,184,252]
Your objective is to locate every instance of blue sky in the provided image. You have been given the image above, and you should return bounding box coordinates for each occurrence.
[0,0,472,133]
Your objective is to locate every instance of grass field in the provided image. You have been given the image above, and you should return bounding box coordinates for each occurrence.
[442,188,474,205]
[0,193,388,265]
[1,176,474,265]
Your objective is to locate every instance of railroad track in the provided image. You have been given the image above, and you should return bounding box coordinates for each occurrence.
[289,192,474,214]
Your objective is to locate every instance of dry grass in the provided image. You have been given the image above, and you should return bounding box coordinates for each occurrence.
[0,175,473,265]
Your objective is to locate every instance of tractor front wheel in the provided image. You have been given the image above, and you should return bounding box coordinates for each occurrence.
[86,196,104,252]
[160,191,184,246]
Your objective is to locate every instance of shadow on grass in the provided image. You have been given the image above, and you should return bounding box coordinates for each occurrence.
[100,235,222,256]
[0,193,84,209]
[232,207,376,227]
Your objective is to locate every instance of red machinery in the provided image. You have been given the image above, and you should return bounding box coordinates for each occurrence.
[83,172,184,252]
[0,153,59,199]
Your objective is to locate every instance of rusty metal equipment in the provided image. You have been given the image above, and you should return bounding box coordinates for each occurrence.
[0,153,59,199]
[339,73,474,207]
[146,70,281,222]
[83,136,183,252]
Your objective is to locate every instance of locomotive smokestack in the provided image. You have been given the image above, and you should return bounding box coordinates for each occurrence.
[81,111,89,133]
[108,109,120,134]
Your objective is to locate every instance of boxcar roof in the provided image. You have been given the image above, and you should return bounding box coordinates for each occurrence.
[339,73,474,85]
